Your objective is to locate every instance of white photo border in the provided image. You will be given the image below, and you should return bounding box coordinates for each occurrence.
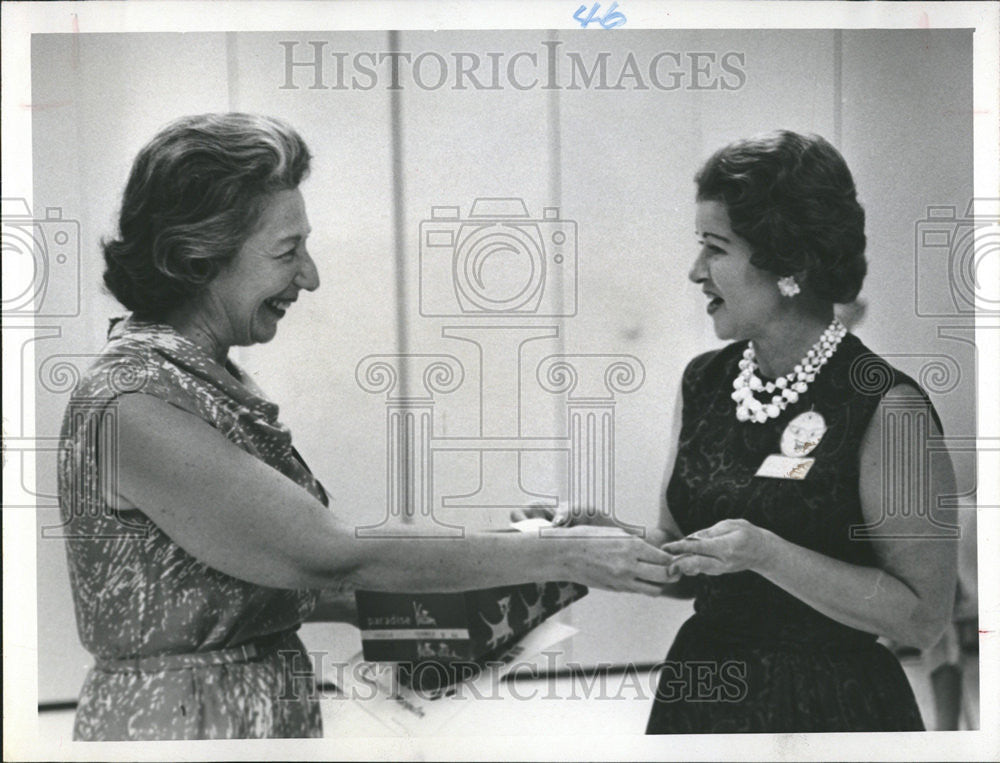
[3,1,997,760]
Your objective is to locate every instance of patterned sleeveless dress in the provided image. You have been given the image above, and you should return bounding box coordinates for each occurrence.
[646,332,938,733]
[57,316,328,740]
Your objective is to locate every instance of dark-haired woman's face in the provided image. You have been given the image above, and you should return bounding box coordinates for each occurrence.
[690,200,781,341]
[201,188,319,349]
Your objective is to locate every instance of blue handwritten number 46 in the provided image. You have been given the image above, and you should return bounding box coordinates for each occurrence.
[574,1,627,29]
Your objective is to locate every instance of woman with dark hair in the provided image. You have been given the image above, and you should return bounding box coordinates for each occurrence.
[519,130,958,732]
[58,113,673,740]
[649,130,959,732]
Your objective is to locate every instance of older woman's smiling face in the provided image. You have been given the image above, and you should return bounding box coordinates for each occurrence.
[200,188,319,350]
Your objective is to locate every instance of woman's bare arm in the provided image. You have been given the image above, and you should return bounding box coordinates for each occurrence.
[105,393,675,594]
[654,383,695,598]
[666,385,958,647]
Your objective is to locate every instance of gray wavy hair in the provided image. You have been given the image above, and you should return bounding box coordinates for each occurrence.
[102,113,312,319]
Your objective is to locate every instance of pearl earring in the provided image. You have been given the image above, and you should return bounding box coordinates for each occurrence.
[777,276,800,297]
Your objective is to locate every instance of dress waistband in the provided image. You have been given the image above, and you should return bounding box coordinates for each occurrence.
[683,611,879,654]
[93,630,301,674]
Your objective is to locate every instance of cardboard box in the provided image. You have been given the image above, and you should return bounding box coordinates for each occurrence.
[355,581,587,689]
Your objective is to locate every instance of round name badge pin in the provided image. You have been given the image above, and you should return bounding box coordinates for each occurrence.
[780,411,827,458]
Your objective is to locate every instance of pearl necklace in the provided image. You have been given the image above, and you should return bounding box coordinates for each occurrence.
[731,318,847,423]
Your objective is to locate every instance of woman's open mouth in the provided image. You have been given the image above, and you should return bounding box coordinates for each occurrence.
[705,294,724,314]
[264,298,293,317]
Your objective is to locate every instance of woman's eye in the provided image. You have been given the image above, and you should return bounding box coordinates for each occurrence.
[278,249,297,260]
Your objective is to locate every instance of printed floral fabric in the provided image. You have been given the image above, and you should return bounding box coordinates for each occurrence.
[646,333,937,733]
[57,316,328,740]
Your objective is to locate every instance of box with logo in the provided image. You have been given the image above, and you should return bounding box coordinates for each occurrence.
[355,582,587,689]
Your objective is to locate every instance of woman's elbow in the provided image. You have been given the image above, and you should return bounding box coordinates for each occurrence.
[278,532,366,590]
[884,569,955,650]
[908,615,951,651]
[891,606,950,651]
[292,555,364,590]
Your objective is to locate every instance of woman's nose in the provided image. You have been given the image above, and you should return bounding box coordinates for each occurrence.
[296,250,320,292]
[688,250,707,284]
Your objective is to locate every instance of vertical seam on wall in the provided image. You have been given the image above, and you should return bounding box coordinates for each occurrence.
[547,30,563,212]
[388,29,413,522]
[546,28,568,507]
[833,29,843,147]
[546,29,571,657]
[226,32,239,111]
[546,31,564,349]
[389,29,409,365]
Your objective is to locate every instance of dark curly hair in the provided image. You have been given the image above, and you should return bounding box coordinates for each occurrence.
[102,113,312,319]
[695,130,867,304]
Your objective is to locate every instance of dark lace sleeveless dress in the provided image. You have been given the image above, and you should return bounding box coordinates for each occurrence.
[645,332,937,733]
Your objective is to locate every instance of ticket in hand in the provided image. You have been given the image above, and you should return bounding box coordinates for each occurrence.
[510,502,572,532]
[509,517,555,533]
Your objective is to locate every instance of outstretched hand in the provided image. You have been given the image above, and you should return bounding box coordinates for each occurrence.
[551,524,684,596]
[660,518,774,577]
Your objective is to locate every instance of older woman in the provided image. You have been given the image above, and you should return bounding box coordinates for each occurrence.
[521,130,958,732]
[57,113,673,741]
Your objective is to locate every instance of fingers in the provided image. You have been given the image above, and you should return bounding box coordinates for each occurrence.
[552,504,572,527]
[573,534,691,594]
[510,505,556,523]
[687,519,747,539]
[691,522,733,538]
[669,553,726,576]
[636,542,676,565]
[661,537,711,556]
[635,559,672,585]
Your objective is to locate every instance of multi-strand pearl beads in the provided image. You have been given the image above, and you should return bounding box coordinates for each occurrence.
[731,318,847,423]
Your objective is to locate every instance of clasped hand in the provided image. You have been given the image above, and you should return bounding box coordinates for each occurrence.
[510,505,675,595]
[660,518,774,577]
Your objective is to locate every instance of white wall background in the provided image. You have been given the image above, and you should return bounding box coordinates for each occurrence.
[30,29,974,703]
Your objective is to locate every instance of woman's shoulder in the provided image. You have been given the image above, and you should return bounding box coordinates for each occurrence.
[71,343,158,403]
[69,317,202,408]
[836,333,925,398]
[682,341,746,386]
[831,332,945,433]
